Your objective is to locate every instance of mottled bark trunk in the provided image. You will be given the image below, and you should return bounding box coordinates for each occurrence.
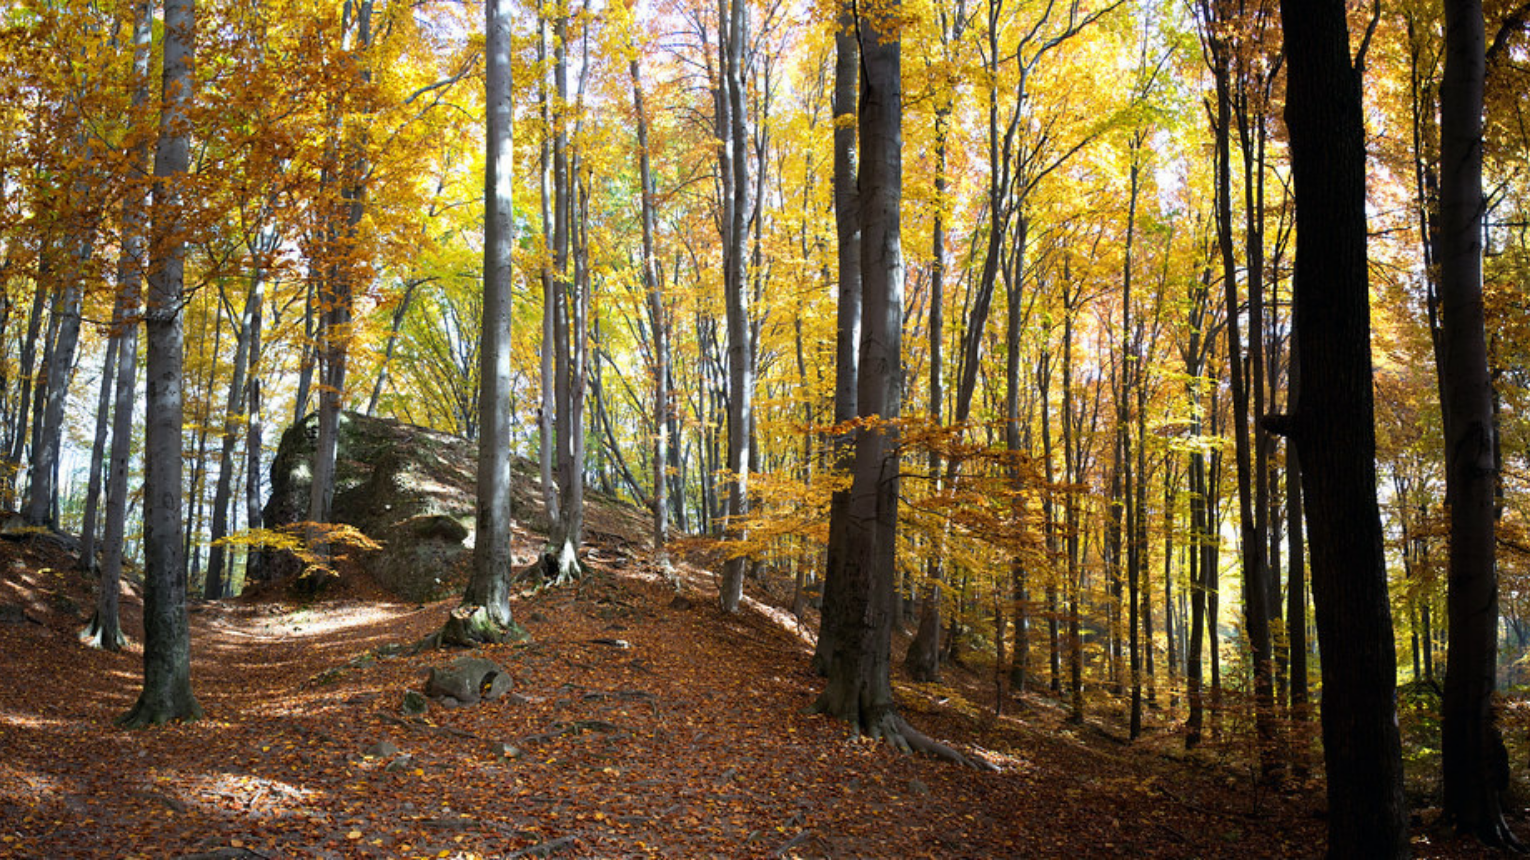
[460,0,518,640]
[717,0,754,613]
[121,0,203,727]
[84,0,153,651]
[813,1,905,743]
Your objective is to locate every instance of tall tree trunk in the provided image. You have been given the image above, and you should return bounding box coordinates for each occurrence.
[204,269,260,598]
[1279,0,1408,849]
[905,3,964,683]
[4,279,46,509]
[1438,0,1516,845]
[454,0,519,645]
[121,0,203,727]
[1287,319,1308,718]
[812,11,859,673]
[309,0,373,529]
[537,11,559,537]
[813,0,907,744]
[78,336,119,570]
[630,49,670,574]
[718,0,754,613]
[82,0,152,652]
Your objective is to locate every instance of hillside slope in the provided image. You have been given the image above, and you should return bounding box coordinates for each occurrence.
[0,524,1463,858]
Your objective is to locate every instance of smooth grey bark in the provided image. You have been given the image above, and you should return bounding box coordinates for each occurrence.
[630,50,671,573]
[121,0,203,727]
[309,0,373,529]
[813,0,911,745]
[537,12,559,538]
[717,0,754,613]
[544,15,589,586]
[29,237,88,529]
[813,8,860,675]
[78,334,119,570]
[366,278,423,415]
[4,278,45,507]
[905,3,965,685]
[83,0,153,653]
[459,0,517,638]
[204,271,260,599]
[1438,0,1516,845]
[242,224,271,583]
[1278,0,1408,849]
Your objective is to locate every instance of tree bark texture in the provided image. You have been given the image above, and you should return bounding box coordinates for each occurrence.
[1437,0,1515,845]
[122,0,203,727]
[814,0,905,743]
[1279,0,1408,850]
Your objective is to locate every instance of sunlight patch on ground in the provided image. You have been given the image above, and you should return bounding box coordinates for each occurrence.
[166,770,319,816]
[0,763,64,800]
[0,709,75,730]
[234,604,416,639]
[740,594,817,649]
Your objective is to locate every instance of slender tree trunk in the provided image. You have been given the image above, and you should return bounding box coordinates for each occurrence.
[309,0,373,530]
[204,269,260,598]
[121,0,203,727]
[454,0,519,644]
[538,11,558,536]
[630,50,670,574]
[1437,0,1515,845]
[82,0,152,652]
[717,0,754,613]
[78,335,119,569]
[813,13,860,673]
[1287,319,1308,718]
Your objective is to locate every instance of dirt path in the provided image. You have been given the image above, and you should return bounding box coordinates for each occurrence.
[0,535,1338,858]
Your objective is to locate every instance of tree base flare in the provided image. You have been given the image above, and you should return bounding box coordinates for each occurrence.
[117,693,203,729]
[439,604,527,648]
[78,611,128,652]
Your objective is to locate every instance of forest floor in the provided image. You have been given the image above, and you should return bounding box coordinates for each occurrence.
[0,525,1510,858]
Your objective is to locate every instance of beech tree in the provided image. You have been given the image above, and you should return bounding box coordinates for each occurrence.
[1437,0,1517,844]
[1277,0,1407,850]
[121,0,203,728]
[448,0,519,646]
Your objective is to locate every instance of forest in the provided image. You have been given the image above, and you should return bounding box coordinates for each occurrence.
[2,0,1530,854]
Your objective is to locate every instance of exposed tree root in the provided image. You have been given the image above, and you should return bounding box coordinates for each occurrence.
[809,695,995,771]
[548,541,582,587]
[77,611,128,651]
[892,715,999,771]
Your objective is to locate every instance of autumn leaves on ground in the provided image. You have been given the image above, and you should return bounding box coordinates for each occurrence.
[0,524,1392,860]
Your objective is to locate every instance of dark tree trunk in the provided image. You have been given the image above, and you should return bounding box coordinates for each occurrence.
[1437,0,1516,845]
[813,12,860,675]
[1279,0,1408,851]
[814,0,908,744]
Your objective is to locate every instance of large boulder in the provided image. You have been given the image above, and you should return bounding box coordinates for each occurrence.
[257,412,479,601]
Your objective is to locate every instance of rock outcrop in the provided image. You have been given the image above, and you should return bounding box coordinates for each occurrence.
[257,411,478,601]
